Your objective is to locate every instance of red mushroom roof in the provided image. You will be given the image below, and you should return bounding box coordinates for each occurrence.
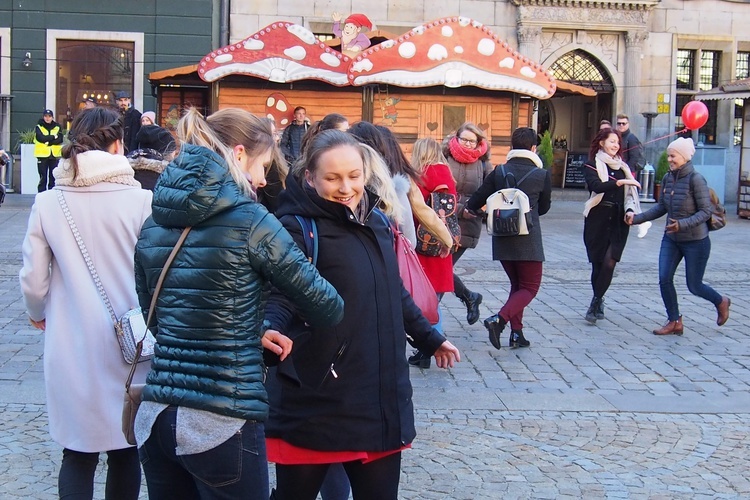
[347,17,555,99]
[199,23,351,86]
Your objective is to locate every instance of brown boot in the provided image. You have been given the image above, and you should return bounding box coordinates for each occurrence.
[716,296,731,326]
[653,317,683,336]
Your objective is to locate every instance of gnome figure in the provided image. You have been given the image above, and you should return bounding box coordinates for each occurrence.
[332,12,373,56]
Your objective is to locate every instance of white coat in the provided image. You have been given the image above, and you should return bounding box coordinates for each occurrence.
[20,181,152,452]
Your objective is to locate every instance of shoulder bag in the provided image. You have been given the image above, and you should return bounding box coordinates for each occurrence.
[415,186,461,257]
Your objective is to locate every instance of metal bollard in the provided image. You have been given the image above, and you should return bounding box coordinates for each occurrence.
[639,163,655,202]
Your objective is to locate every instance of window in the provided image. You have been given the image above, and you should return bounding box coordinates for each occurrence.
[548,50,614,92]
[675,49,720,144]
[735,52,749,146]
[737,51,750,79]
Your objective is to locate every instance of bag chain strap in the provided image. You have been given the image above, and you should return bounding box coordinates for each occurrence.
[57,190,119,327]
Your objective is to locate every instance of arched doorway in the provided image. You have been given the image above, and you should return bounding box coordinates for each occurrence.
[541,50,615,153]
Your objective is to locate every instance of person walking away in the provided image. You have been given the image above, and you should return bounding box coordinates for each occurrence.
[34,109,63,192]
[264,130,460,500]
[406,137,458,368]
[626,137,730,335]
[20,107,153,499]
[128,121,177,191]
[133,107,344,500]
[467,127,551,349]
[582,128,641,324]
[280,106,309,165]
[615,113,645,174]
[115,91,141,154]
[443,122,492,325]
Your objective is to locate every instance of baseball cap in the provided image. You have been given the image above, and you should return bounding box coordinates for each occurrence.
[115,90,131,100]
[83,97,96,103]
[43,109,53,116]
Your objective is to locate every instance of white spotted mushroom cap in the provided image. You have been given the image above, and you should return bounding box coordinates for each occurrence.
[199,22,351,86]
[345,17,556,99]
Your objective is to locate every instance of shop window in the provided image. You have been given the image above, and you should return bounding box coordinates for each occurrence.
[675,49,719,145]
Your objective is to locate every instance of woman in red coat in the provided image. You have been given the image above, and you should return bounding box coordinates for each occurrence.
[408,138,457,368]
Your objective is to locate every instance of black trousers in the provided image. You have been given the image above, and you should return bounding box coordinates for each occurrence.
[37,155,59,192]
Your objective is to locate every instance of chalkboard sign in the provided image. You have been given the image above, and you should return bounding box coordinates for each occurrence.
[563,153,588,189]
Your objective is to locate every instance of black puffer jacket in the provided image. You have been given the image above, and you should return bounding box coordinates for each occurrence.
[264,177,446,452]
[633,161,711,242]
[134,144,344,421]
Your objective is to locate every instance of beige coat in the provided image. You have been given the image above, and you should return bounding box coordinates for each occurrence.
[20,182,152,452]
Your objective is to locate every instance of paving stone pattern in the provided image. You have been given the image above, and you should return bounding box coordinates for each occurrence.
[1,192,748,498]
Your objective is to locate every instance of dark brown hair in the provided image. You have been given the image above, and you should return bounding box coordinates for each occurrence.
[589,128,622,160]
[63,107,124,179]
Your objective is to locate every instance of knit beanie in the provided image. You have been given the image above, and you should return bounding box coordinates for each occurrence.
[142,111,156,124]
[667,137,695,162]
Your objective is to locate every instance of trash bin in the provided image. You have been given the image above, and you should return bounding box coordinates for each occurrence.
[639,163,655,202]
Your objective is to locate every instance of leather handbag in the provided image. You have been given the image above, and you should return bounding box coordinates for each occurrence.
[415,189,461,256]
[122,226,191,445]
[374,210,439,325]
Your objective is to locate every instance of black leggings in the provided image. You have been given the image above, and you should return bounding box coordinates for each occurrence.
[274,452,402,500]
[58,447,140,500]
[591,243,618,298]
[452,246,470,297]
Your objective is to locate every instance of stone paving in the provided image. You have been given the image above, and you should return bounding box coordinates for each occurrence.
[0,191,748,499]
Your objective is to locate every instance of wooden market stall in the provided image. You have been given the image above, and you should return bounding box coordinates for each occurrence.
[149,17,555,165]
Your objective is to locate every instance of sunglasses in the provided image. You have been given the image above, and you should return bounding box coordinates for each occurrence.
[616,122,628,126]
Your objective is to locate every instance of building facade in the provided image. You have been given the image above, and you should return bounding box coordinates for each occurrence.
[229,0,749,201]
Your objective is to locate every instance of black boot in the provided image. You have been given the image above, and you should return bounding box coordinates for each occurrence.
[408,350,431,369]
[509,329,530,349]
[595,297,605,320]
[585,297,599,324]
[483,314,506,350]
[459,290,483,325]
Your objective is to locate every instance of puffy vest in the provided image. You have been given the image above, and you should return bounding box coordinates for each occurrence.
[34,124,63,158]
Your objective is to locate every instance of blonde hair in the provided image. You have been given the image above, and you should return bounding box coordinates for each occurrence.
[411,138,449,174]
[295,129,401,222]
[177,107,279,197]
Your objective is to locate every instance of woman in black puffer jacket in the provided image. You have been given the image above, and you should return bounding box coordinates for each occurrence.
[134,108,344,500]
[628,137,730,335]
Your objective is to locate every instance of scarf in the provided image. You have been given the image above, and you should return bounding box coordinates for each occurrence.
[506,149,544,169]
[447,136,488,164]
[53,150,140,187]
[582,150,636,217]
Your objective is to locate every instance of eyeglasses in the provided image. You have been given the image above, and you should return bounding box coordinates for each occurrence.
[458,137,478,147]
[616,122,628,126]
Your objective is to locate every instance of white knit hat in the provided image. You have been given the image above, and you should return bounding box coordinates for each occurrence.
[667,137,696,162]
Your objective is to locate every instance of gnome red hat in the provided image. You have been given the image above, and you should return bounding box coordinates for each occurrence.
[344,13,372,30]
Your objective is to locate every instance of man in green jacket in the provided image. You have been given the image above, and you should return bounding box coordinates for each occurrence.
[34,109,63,192]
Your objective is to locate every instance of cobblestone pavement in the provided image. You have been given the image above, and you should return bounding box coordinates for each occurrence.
[1,191,748,499]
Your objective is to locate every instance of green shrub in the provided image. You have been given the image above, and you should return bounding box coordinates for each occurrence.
[537,130,554,170]
[655,150,669,184]
[15,128,37,153]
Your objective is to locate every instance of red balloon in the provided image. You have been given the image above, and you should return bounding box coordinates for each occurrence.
[681,101,709,130]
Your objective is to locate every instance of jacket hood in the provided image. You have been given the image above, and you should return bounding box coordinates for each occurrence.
[151,143,252,228]
[275,173,380,223]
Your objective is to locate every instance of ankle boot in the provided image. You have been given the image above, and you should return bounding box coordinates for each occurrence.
[509,329,530,349]
[408,350,431,369]
[459,290,483,325]
[483,314,506,350]
[716,296,731,326]
[653,317,683,336]
[585,297,599,324]
[595,297,605,320]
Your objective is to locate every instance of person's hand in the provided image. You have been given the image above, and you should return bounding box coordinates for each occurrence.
[616,179,641,189]
[624,212,634,225]
[665,218,679,234]
[462,208,477,220]
[433,340,460,368]
[438,244,452,259]
[262,329,293,361]
[30,318,46,331]
[332,11,342,21]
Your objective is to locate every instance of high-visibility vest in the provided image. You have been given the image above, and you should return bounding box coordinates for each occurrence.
[34,124,63,158]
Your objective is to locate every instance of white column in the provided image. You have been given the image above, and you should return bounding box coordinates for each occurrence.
[517,25,542,61]
[624,30,649,125]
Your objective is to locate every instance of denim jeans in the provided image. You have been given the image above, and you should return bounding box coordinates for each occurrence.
[658,236,722,321]
[139,406,268,500]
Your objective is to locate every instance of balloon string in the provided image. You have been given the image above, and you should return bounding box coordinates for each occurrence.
[620,128,689,154]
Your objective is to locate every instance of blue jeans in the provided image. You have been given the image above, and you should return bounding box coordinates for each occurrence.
[139,406,268,500]
[658,236,722,321]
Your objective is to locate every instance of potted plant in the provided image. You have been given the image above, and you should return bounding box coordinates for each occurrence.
[16,128,38,194]
[537,130,554,170]
[653,150,669,202]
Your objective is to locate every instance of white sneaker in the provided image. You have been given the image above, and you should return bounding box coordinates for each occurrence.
[637,221,652,238]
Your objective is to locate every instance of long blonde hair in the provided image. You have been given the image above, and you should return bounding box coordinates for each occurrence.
[177,107,279,196]
[411,137,449,174]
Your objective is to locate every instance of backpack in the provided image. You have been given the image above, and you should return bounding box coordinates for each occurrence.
[0,183,5,207]
[415,188,460,257]
[689,172,726,231]
[486,165,536,237]
[294,215,319,265]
